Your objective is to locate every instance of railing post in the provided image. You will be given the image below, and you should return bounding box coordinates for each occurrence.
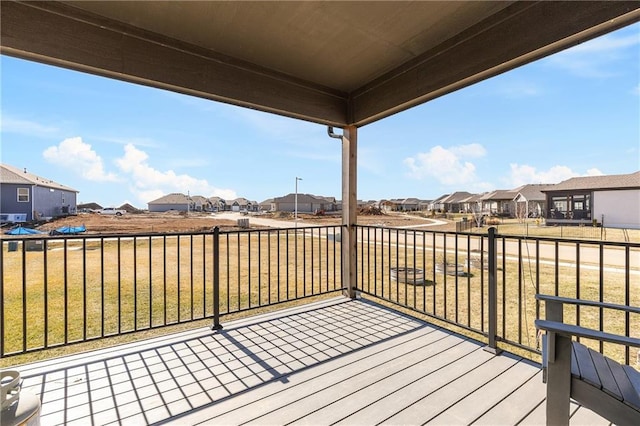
[484,227,501,354]
[212,226,223,331]
[0,240,3,357]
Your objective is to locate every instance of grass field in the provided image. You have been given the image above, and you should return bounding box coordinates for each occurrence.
[2,226,638,368]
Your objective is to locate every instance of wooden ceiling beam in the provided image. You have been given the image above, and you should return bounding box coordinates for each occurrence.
[350,1,640,126]
[0,1,349,126]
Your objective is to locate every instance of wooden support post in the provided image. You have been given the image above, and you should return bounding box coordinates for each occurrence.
[341,126,357,299]
[546,333,572,425]
[544,298,569,424]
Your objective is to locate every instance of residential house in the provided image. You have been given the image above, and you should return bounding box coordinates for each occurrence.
[0,163,78,222]
[190,195,211,212]
[273,193,337,214]
[462,193,484,214]
[439,191,475,213]
[542,171,640,228]
[208,197,226,212]
[513,184,551,219]
[147,193,192,212]
[480,189,518,216]
[399,198,421,211]
[228,197,258,212]
[258,198,274,212]
[418,199,432,211]
[429,194,450,212]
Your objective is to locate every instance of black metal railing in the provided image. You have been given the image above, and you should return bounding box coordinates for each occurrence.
[354,225,640,365]
[0,225,342,357]
[2,223,637,366]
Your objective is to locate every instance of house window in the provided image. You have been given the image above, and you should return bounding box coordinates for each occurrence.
[17,188,29,202]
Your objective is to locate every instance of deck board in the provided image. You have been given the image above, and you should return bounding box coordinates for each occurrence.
[11,296,611,425]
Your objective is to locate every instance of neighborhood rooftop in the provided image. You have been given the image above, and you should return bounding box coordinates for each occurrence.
[541,171,640,191]
[0,163,78,193]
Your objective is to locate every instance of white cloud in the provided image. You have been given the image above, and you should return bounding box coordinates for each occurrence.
[43,137,119,182]
[2,115,59,137]
[496,81,541,98]
[98,136,160,148]
[404,143,486,185]
[546,31,639,78]
[507,164,603,186]
[115,144,237,204]
[633,84,640,96]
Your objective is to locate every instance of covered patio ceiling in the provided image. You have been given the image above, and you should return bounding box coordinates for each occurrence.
[1,1,639,128]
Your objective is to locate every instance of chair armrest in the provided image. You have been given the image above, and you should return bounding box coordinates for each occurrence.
[535,319,640,348]
[536,294,640,315]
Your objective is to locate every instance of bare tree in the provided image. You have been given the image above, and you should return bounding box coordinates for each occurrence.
[470,204,484,227]
[515,202,528,223]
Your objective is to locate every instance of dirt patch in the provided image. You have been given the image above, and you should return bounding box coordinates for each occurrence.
[31,211,454,235]
[35,212,241,235]
[277,212,455,231]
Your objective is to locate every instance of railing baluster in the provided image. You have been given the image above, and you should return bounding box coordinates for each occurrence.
[212,227,222,330]
[83,238,87,341]
[134,236,138,330]
[44,239,49,347]
[485,227,500,354]
[64,239,68,345]
[150,236,153,327]
[190,235,194,321]
[0,241,4,356]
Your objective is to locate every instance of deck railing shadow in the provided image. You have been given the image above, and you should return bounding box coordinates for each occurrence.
[19,298,431,425]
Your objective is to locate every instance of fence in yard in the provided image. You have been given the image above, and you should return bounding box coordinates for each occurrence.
[354,226,640,365]
[0,226,342,357]
[1,224,638,367]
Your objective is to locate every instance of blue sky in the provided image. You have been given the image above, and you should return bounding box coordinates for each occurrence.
[1,23,639,209]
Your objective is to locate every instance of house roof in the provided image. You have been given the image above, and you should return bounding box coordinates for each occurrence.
[542,171,640,192]
[401,198,421,204]
[481,189,518,201]
[441,191,475,204]
[0,163,78,192]
[229,197,257,205]
[148,193,191,205]
[274,193,336,204]
[514,184,553,201]
[190,195,209,204]
[431,194,451,204]
[2,2,637,127]
[464,193,486,203]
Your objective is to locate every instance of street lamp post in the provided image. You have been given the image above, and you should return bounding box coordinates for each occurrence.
[295,177,303,226]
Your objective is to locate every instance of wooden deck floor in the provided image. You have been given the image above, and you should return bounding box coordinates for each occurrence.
[17,297,608,425]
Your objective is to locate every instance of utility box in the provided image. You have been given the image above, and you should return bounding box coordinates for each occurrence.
[25,240,44,252]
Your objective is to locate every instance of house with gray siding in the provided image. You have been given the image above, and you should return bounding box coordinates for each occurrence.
[480,189,518,216]
[513,184,551,218]
[273,193,336,214]
[542,171,640,228]
[0,163,78,222]
[147,193,192,212]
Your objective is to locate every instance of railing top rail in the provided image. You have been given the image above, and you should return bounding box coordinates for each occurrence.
[0,224,344,241]
[353,224,640,248]
[536,294,640,314]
